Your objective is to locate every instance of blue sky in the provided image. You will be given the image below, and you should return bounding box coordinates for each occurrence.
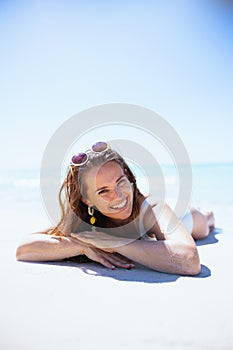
[0,0,233,169]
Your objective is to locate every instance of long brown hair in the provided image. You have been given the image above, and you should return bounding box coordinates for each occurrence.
[47,147,144,237]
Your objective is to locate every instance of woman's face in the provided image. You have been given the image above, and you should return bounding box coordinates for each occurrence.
[83,161,134,220]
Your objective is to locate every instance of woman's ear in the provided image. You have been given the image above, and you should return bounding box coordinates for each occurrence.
[80,196,92,207]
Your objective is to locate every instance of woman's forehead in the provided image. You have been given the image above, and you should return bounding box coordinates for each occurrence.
[87,161,124,185]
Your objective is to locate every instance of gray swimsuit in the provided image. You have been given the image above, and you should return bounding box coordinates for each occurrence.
[139,199,194,241]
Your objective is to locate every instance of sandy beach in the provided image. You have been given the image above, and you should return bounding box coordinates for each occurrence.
[1,200,233,350]
[1,0,233,348]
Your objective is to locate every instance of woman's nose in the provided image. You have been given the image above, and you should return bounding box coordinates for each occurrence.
[110,187,122,200]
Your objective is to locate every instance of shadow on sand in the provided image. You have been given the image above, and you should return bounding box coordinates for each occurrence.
[195,227,222,246]
[27,228,222,284]
[67,262,211,283]
[33,259,211,283]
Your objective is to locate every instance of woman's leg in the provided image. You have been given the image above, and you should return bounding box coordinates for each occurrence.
[190,208,215,240]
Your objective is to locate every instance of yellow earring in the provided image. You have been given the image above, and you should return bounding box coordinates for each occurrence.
[88,206,96,231]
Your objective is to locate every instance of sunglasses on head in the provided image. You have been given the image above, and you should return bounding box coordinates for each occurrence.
[70,141,110,167]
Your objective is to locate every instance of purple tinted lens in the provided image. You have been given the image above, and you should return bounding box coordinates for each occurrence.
[92,141,108,152]
[71,153,87,165]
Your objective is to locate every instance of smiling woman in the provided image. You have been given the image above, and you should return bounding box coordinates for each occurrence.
[81,161,134,221]
[16,141,215,275]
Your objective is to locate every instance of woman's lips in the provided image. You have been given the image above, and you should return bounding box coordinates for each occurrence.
[110,197,128,211]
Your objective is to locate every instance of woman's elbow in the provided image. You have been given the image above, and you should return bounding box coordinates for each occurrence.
[16,246,24,261]
[15,233,51,262]
[16,243,37,262]
[183,245,201,275]
[16,244,29,261]
[168,243,201,276]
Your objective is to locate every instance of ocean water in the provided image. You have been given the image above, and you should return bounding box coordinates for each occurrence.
[0,163,232,209]
[191,163,233,206]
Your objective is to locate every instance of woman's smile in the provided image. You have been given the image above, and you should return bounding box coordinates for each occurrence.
[108,195,132,220]
[110,197,127,210]
[84,161,134,220]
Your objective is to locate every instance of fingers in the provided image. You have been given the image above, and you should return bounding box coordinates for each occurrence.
[98,254,135,270]
[102,252,135,269]
[108,252,134,265]
[85,247,135,270]
[71,233,135,269]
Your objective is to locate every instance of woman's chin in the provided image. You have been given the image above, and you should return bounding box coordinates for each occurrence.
[113,212,131,220]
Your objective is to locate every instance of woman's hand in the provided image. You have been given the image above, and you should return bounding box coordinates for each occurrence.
[70,233,135,270]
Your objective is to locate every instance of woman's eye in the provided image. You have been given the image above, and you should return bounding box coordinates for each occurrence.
[118,178,126,185]
[98,189,108,195]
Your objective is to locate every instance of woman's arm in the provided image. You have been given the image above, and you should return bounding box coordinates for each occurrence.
[72,202,201,275]
[116,239,200,275]
[16,234,84,262]
[16,233,135,269]
[74,234,200,275]
[116,202,200,275]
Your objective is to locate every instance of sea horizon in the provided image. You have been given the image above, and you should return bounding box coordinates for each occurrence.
[1,161,232,207]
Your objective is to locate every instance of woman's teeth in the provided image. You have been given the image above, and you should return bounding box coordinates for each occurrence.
[111,198,127,209]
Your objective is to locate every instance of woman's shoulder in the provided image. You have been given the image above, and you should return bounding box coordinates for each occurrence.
[139,196,169,238]
[139,195,160,211]
[137,196,160,240]
[140,196,173,212]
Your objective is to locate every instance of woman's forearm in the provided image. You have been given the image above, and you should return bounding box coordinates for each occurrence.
[16,234,84,262]
[115,201,200,275]
[116,239,200,275]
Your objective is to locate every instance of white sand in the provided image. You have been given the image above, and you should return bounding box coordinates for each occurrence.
[1,201,233,350]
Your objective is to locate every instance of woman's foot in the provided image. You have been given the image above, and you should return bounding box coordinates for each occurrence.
[190,207,216,240]
[204,211,215,233]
